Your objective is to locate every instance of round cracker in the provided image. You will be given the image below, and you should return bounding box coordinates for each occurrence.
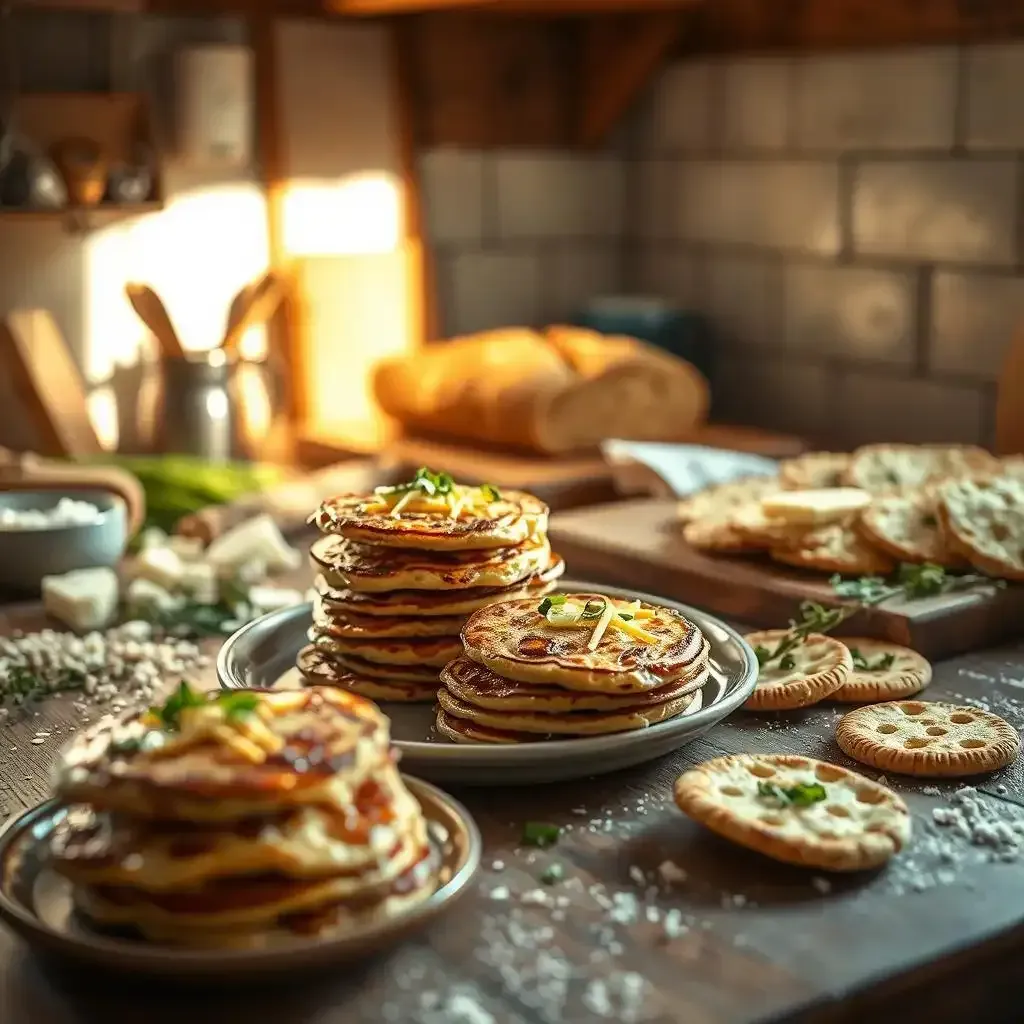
[779,452,851,491]
[937,476,1024,580]
[835,701,1021,777]
[843,443,999,493]
[769,521,894,576]
[676,476,779,525]
[673,753,911,871]
[744,631,852,711]
[858,490,964,567]
[830,638,932,703]
[436,686,696,736]
[682,515,760,554]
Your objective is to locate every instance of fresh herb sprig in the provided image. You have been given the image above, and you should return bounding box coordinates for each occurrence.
[831,562,1003,606]
[537,595,607,621]
[1,665,85,709]
[376,466,456,498]
[522,821,560,847]
[148,681,259,732]
[757,781,827,808]
[849,648,896,672]
[754,601,853,669]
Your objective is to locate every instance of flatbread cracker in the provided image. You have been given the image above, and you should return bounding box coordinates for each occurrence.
[682,515,759,554]
[779,452,851,491]
[844,443,998,493]
[769,521,895,575]
[673,753,911,871]
[836,701,1021,777]
[729,502,814,550]
[744,631,852,711]
[676,476,779,524]
[858,490,965,567]
[938,476,1024,580]
[831,638,932,703]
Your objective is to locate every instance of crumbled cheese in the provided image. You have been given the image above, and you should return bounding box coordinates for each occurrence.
[204,514,300,573]
[0,497,103,530]
[657,860,687,885]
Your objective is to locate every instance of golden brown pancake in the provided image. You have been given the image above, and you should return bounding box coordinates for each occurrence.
[313,554,564,617]
[307,629,460,668]
[461,594,706,693]
[51,764,422,890]
[75,838,436,932]
[54,688,391,823]
[436,687,697,736]
[299,644,440,684]
[440,655,708,713]
[435,710,535,745]
[297,647,438,703]
[313,600,466,640]
[310,533,551,592]
[312,489,548,551]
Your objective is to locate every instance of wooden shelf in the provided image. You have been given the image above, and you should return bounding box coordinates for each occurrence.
[0,202,163,222]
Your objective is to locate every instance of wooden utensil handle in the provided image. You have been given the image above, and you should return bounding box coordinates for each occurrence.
[0,449,146,535]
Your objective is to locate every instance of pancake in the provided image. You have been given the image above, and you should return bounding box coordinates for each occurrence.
[51,763,422,890]
[310,533,551,593]
[75,838,435,932]
[307,630,460,668]
[54,687,391,823]
[435,687,697,736]
[313,554,564,617]
[461,594,706,693]
[312,487,548,551]
[297,648,438,703]
[299,644,440,684]
[313,600,466,640]
[435,709,527,745]
[440,655,709,713]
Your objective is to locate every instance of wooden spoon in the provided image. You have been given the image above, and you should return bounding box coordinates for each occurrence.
[125,284,186,360]
[220,272,285,357]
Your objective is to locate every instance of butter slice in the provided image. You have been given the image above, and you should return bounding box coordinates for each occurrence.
[760,488,871,525]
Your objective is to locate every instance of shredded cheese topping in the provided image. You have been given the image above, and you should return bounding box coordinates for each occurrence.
[539,597,660,649]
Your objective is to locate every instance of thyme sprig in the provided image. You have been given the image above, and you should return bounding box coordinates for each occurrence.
[754,601,853,669]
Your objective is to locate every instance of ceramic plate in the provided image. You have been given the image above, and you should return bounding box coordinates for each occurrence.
[218,581,758,785]
[0,776,479,980]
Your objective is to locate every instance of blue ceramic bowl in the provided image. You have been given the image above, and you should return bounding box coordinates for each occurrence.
[0,490,127,595]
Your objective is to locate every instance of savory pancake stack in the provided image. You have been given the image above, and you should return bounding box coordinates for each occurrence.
[436,592,710,743]
[302,469,562,702]
[49,686,438,948]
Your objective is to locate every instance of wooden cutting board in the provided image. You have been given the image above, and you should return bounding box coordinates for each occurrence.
[549,498,1024,660]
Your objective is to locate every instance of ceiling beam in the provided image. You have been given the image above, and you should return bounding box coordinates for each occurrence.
[577,12,681,146]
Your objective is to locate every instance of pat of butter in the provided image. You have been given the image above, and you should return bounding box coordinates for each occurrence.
[761,488,871,525]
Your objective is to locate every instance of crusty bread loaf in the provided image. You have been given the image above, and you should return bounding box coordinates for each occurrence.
[372,325,710,455]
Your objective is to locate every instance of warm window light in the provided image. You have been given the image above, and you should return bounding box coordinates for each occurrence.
[282,172,402,257]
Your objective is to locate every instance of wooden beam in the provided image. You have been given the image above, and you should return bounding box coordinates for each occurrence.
[327,0,698,16]
[577,12,681,147]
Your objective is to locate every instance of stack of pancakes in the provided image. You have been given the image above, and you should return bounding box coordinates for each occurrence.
[302,472,563,703]
[49,686,437,948]
[436,592,710,743]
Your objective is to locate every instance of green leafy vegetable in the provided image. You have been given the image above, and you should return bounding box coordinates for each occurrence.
[579,599,607,621]
[522,822,560,847]
[757,781,827,808]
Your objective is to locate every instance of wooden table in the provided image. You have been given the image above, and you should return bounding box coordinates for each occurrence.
[2,601,1024,1023]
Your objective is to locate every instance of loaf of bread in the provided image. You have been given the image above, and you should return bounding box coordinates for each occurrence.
[372,326,709,455]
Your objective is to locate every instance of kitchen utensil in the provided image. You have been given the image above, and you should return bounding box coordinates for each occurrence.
[0,489,127,594]
[218,581,759,787]
[0,776,480,979]
[220,272,284,356]
[107,162,152,204]
[124,284,186,361]
[49,136,106,207]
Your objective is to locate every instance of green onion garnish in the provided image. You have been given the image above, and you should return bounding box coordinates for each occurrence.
[522,821,560,847]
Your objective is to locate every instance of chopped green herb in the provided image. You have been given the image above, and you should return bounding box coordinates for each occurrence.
[522,821,560,847]
[579,599,606,621]
[850,648,896,673]
[541,862,565,885]
[376,466,456,499]
[219,692,260,720]
[537,594,567,617]
[480,483,502,502]
[753,601,852,669]
[757,780,827,808]
[779,654,796,671]
[150,681,207,731]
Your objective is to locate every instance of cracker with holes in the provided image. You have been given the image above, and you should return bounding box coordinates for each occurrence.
[831,639,932,703]
[938,476,1024,581]
[744,631,852,711]
[836,701,1021,777]
[673,753,911,872]
[779,452,851,491]
[859,489,966,568]
[676,476,779,525]
[769,521,895,576]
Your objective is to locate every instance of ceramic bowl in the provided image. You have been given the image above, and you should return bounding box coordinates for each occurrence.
[0,489,127,595]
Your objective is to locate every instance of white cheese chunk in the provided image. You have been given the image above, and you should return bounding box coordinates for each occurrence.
[179,561,219,605]
[132,544,185,590]
[124,577,183,617]
[760,487,871,525]
[166,534,205,562]
[42,567,120,632]
[204,514,301,574]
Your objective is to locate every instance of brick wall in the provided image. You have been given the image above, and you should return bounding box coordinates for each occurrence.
[420,148,626,337]
[628,46,1024,448]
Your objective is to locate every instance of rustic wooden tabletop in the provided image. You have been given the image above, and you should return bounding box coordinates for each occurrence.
[1,600,1023,1024]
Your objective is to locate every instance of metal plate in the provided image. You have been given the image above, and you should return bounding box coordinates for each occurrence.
[218,581,758,786]
[0,777,480,980]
